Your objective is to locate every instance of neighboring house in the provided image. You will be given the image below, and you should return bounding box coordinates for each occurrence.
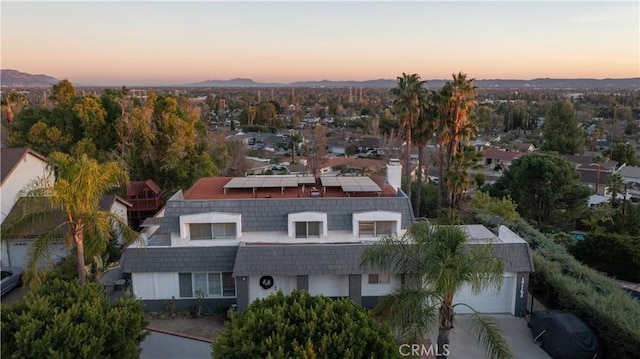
[577,168,612,196]
[0,148,51,267]
[1,147,50,225]
[562,154,618,172]
[514,143,536,153]
[468,139,492,152]
[99,195,133,244]
[355,136,384,154]
[327,138,347,155]
[127,179,162,230]
[121,160,533,316]
[618,164,640,203]
[482,148,523,169]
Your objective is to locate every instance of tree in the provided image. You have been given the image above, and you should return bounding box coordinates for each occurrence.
[605,172,626,207]
[361,223,511,359]
[1,153,137,284]
[605,142,638,166]
[541,100,584,155]
[488,152,590,229]
[390,73,428,201]
[213,290,399,359]
[413,92,437,216]
[308,124,328,177]
[1,278,148,359]
[444,146,483,209]
[1,91,29,131]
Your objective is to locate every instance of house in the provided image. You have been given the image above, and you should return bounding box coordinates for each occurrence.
[121,160,534,316]
[99,195,133,244]
[514,143,536,153]
[482,148,523,170]
[618,164,640,203]
[127,179,162,230]
[1,147,50,225]
[1,148,51,267]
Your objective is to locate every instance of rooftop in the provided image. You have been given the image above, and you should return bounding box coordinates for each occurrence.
[183,175,398,200]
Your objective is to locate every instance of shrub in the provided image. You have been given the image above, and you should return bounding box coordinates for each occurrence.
[1,278,148,359]
[569,233,640,282]
[212,290,400,359]
[472,210,640,358]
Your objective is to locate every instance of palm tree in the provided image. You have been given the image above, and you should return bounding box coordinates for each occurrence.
[445,72,477,161]
[390,73,428,201]
[412,91,437,216]
[361,223,511,359]
[445,146,483,209]
[1,91,29,131]
[606,172,626,207]
[1,152,138,284]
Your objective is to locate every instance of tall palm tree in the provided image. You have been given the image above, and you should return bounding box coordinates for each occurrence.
[445,146,483,208]
[412,92,437,216]
[445,72,477,161]
[361,223,511,359]
[390,73,428,201]
[1,92,29,131]
[1,152,138,284]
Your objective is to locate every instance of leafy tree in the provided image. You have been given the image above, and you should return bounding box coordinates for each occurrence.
[1,278,148,359]
[308,125,328,177]
[470,192,520,223]
[605,172,626,206]
[605,141,638,166]
[487,152,590,229]
[361,223,511,359]
[213,290,399,359]
[1,153,137,284]
[541,100,584,155]
[444,146,482,208]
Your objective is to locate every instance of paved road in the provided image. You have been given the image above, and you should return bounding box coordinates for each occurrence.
[140,331,212,359]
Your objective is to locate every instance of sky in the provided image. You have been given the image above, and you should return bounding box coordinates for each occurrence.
[1,1,639,86]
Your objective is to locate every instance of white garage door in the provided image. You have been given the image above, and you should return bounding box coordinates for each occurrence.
[454,274,515,314]
[8,241,30,268]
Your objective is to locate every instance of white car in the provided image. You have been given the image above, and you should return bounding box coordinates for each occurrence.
[1,267,23,296]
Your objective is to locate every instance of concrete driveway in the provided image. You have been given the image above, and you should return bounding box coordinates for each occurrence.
[443,314,550,359]
[141,331,212,359]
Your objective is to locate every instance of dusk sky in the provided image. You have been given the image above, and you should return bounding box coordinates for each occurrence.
[2,1,639,86]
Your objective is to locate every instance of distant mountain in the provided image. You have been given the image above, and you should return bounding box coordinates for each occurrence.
[1,69,59,87]
[190,78,282,87]
[188,77,639,89]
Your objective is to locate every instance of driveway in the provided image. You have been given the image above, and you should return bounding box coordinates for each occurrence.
[443,314,550,359]
[140,331,211,359]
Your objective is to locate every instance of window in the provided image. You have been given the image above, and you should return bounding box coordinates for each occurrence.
[179,272,236,298]
[295,221,321,238]
[368,273,390,284]
[359,221,393,237]
[189,223,236,239]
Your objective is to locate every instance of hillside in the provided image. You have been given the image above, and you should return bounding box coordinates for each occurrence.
[1,69,59,87]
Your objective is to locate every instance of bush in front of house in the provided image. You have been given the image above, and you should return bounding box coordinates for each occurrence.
[212,290,400,359]
[569,232,640,282]
[472,209,640,359]
[1,278,148,359]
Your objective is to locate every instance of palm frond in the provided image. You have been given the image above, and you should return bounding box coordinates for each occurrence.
[23,226,67,284]
[466,310,513,359]
[373,286,439,343]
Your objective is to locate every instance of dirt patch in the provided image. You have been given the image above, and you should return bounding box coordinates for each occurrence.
[146,316,227,343]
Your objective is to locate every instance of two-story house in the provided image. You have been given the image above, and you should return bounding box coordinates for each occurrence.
[121,160,533,316]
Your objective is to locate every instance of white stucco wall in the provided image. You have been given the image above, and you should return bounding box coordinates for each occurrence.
[171,212,242,247]
[248,275,296,302]
[361,274,401,296]
[308,274,349,297]
[1,152,50,224]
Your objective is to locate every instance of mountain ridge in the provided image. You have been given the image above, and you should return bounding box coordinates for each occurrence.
[2,69,638,89]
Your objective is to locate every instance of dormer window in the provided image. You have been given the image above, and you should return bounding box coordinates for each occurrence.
[295,221,321,238]
[179,212,242,240]
[353,211,401,238]
[189,223,237,240]
[288,212,327,238]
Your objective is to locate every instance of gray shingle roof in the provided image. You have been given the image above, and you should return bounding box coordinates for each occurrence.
[232,242,534,277]
[121,246,238,273]
[160,196,413,234]
[233,244,370,276]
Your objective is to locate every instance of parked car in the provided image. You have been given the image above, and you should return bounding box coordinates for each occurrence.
[623,287,640,300]
[1,267,23,296]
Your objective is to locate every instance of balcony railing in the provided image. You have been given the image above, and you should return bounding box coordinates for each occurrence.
[129,198,161,211]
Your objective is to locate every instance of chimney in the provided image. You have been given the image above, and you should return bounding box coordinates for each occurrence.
[386,159,402,192]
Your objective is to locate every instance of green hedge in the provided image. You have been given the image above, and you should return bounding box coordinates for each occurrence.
[473,211,640,358]
[569,233,640,282]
